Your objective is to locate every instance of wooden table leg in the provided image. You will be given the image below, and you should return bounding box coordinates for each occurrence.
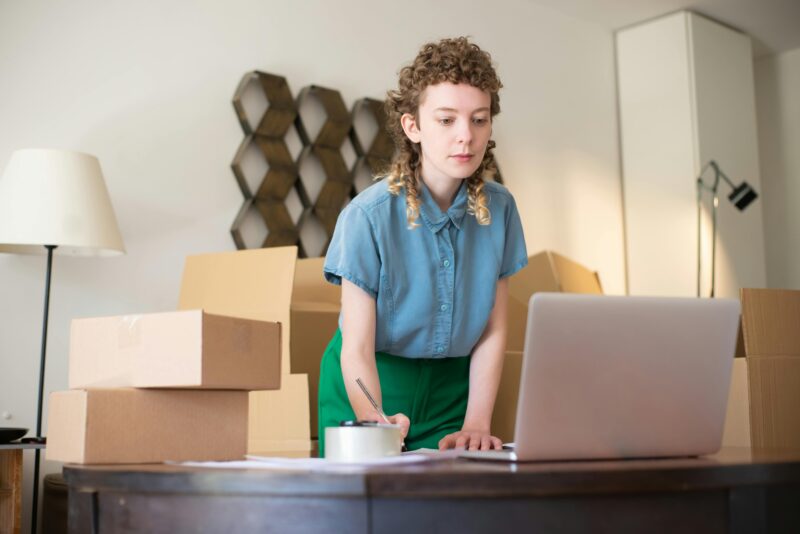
[0,449,23,534]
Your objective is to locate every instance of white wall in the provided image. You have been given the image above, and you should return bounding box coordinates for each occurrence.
[755,47,800,290]
[0,1,624,529]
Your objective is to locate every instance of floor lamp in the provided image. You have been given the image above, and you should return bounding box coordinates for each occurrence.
[0,149,125,534]
[696,160,758,298]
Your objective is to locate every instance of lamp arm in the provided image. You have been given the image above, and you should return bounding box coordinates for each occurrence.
[697,160,718,192]
[715,166,736,190]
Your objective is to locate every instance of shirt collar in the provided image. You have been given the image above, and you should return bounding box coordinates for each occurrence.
[418,179,468,232]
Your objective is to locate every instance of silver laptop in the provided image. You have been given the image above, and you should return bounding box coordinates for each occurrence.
[462,293,740,462]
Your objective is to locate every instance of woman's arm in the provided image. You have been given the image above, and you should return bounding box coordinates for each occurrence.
[339,278,410,435]
[439,277,509,450]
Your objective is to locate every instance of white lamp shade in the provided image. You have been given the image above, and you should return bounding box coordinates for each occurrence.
[0,149,125,256]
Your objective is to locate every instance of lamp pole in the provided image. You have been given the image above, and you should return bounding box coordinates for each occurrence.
[31,244,56,534]
[696,160,758,298]
[0,149,127,534]
[696,161,722,298]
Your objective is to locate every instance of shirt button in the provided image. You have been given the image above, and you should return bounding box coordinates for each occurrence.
[443,260,450,268]
[440,304,447,312]
[435,345,443,354]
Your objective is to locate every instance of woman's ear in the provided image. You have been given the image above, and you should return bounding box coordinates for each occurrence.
[400,113,421,144]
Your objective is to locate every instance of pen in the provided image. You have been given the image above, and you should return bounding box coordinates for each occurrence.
[355,378,391,424]
[356,377,407,452]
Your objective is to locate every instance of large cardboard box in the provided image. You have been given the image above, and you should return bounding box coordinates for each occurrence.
[506,251,603,351]
[68,309,281,390]
[491,350,523,443]
[46,389,248,464]
[492,252,603,440]
[290,257,340,440]
[493,252,604,441]
[178,247,340,452]
[722,288,800,448]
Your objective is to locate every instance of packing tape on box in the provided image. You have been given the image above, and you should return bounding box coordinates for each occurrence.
[325,422,403,461]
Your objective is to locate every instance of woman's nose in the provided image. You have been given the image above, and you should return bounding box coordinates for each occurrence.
[456,123,473,144]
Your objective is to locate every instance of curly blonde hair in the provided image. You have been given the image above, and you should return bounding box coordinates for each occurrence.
[384,37,502,229]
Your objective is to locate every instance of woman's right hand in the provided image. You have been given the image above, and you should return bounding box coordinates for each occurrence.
[384,412,410,439]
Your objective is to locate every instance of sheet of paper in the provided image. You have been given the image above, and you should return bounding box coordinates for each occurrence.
[174,449,461,472]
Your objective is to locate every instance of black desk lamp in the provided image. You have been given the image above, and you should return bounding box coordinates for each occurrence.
[0,149,125,534]
[696,160,758,298]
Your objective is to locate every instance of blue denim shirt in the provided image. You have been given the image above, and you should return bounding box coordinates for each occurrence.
[323,178,528,358]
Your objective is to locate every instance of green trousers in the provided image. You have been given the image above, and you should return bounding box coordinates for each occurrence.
[318,329,470,457]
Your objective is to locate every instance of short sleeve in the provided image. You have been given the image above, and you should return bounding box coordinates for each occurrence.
[499,193,528,279]
[323,203,381,298]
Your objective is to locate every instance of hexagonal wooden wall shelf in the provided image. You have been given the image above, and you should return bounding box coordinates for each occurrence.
[231,198,299,250]
[231,71,303,252]
[230,72,503,257]
[233,71,296,137]
[350,97,394,174]
[295,85,352,148]
[294,85,354,256]
[349,97,393,197]
[231,134,298,200]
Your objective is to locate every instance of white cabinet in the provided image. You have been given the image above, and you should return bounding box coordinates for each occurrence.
[616,11,766,297]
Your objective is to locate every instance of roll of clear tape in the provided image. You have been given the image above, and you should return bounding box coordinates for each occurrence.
[325,423,403,461]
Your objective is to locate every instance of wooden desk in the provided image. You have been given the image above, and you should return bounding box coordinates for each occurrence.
[64,447,800,533]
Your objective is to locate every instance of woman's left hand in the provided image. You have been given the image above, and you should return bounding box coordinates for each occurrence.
[438,429,503,451]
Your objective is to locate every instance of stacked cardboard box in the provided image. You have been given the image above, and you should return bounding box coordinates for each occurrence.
[178,246,340,455]
[722,288,800,448]
[46,310,281,464]
[492,250,604,442]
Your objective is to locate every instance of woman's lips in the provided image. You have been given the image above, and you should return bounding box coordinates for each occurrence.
[451,154,473,162]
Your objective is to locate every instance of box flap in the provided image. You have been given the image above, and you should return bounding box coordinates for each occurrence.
[549,251,603,294]
[178,246,297,371]
[746,356,800,448]
[507,251,560,305]
[721,358,751,447]
[290,307,340,438]
[292,257,340,307]
[740,288,800,357]
[248,374,311,453]
[506,250,603,352]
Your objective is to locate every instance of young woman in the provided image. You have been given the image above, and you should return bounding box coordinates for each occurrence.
[318,37,527,456]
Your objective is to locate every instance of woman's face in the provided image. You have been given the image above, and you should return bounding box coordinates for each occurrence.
[401,82,492,185]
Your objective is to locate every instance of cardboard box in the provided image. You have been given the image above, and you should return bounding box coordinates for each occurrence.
[492,252,603,441]
[506,251,603,351]
[722,288,800,448]
[491,350,523,443]
[68,310,281,390]
[290,257,341,440]
[178,247,340,451]
[46,389,248,464]
[248,374,311,454]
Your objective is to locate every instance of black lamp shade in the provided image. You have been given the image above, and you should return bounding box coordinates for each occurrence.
[729,182,758,211]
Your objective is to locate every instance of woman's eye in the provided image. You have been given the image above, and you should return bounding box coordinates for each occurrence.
[438,118,453,125]
[473,117,489,125]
